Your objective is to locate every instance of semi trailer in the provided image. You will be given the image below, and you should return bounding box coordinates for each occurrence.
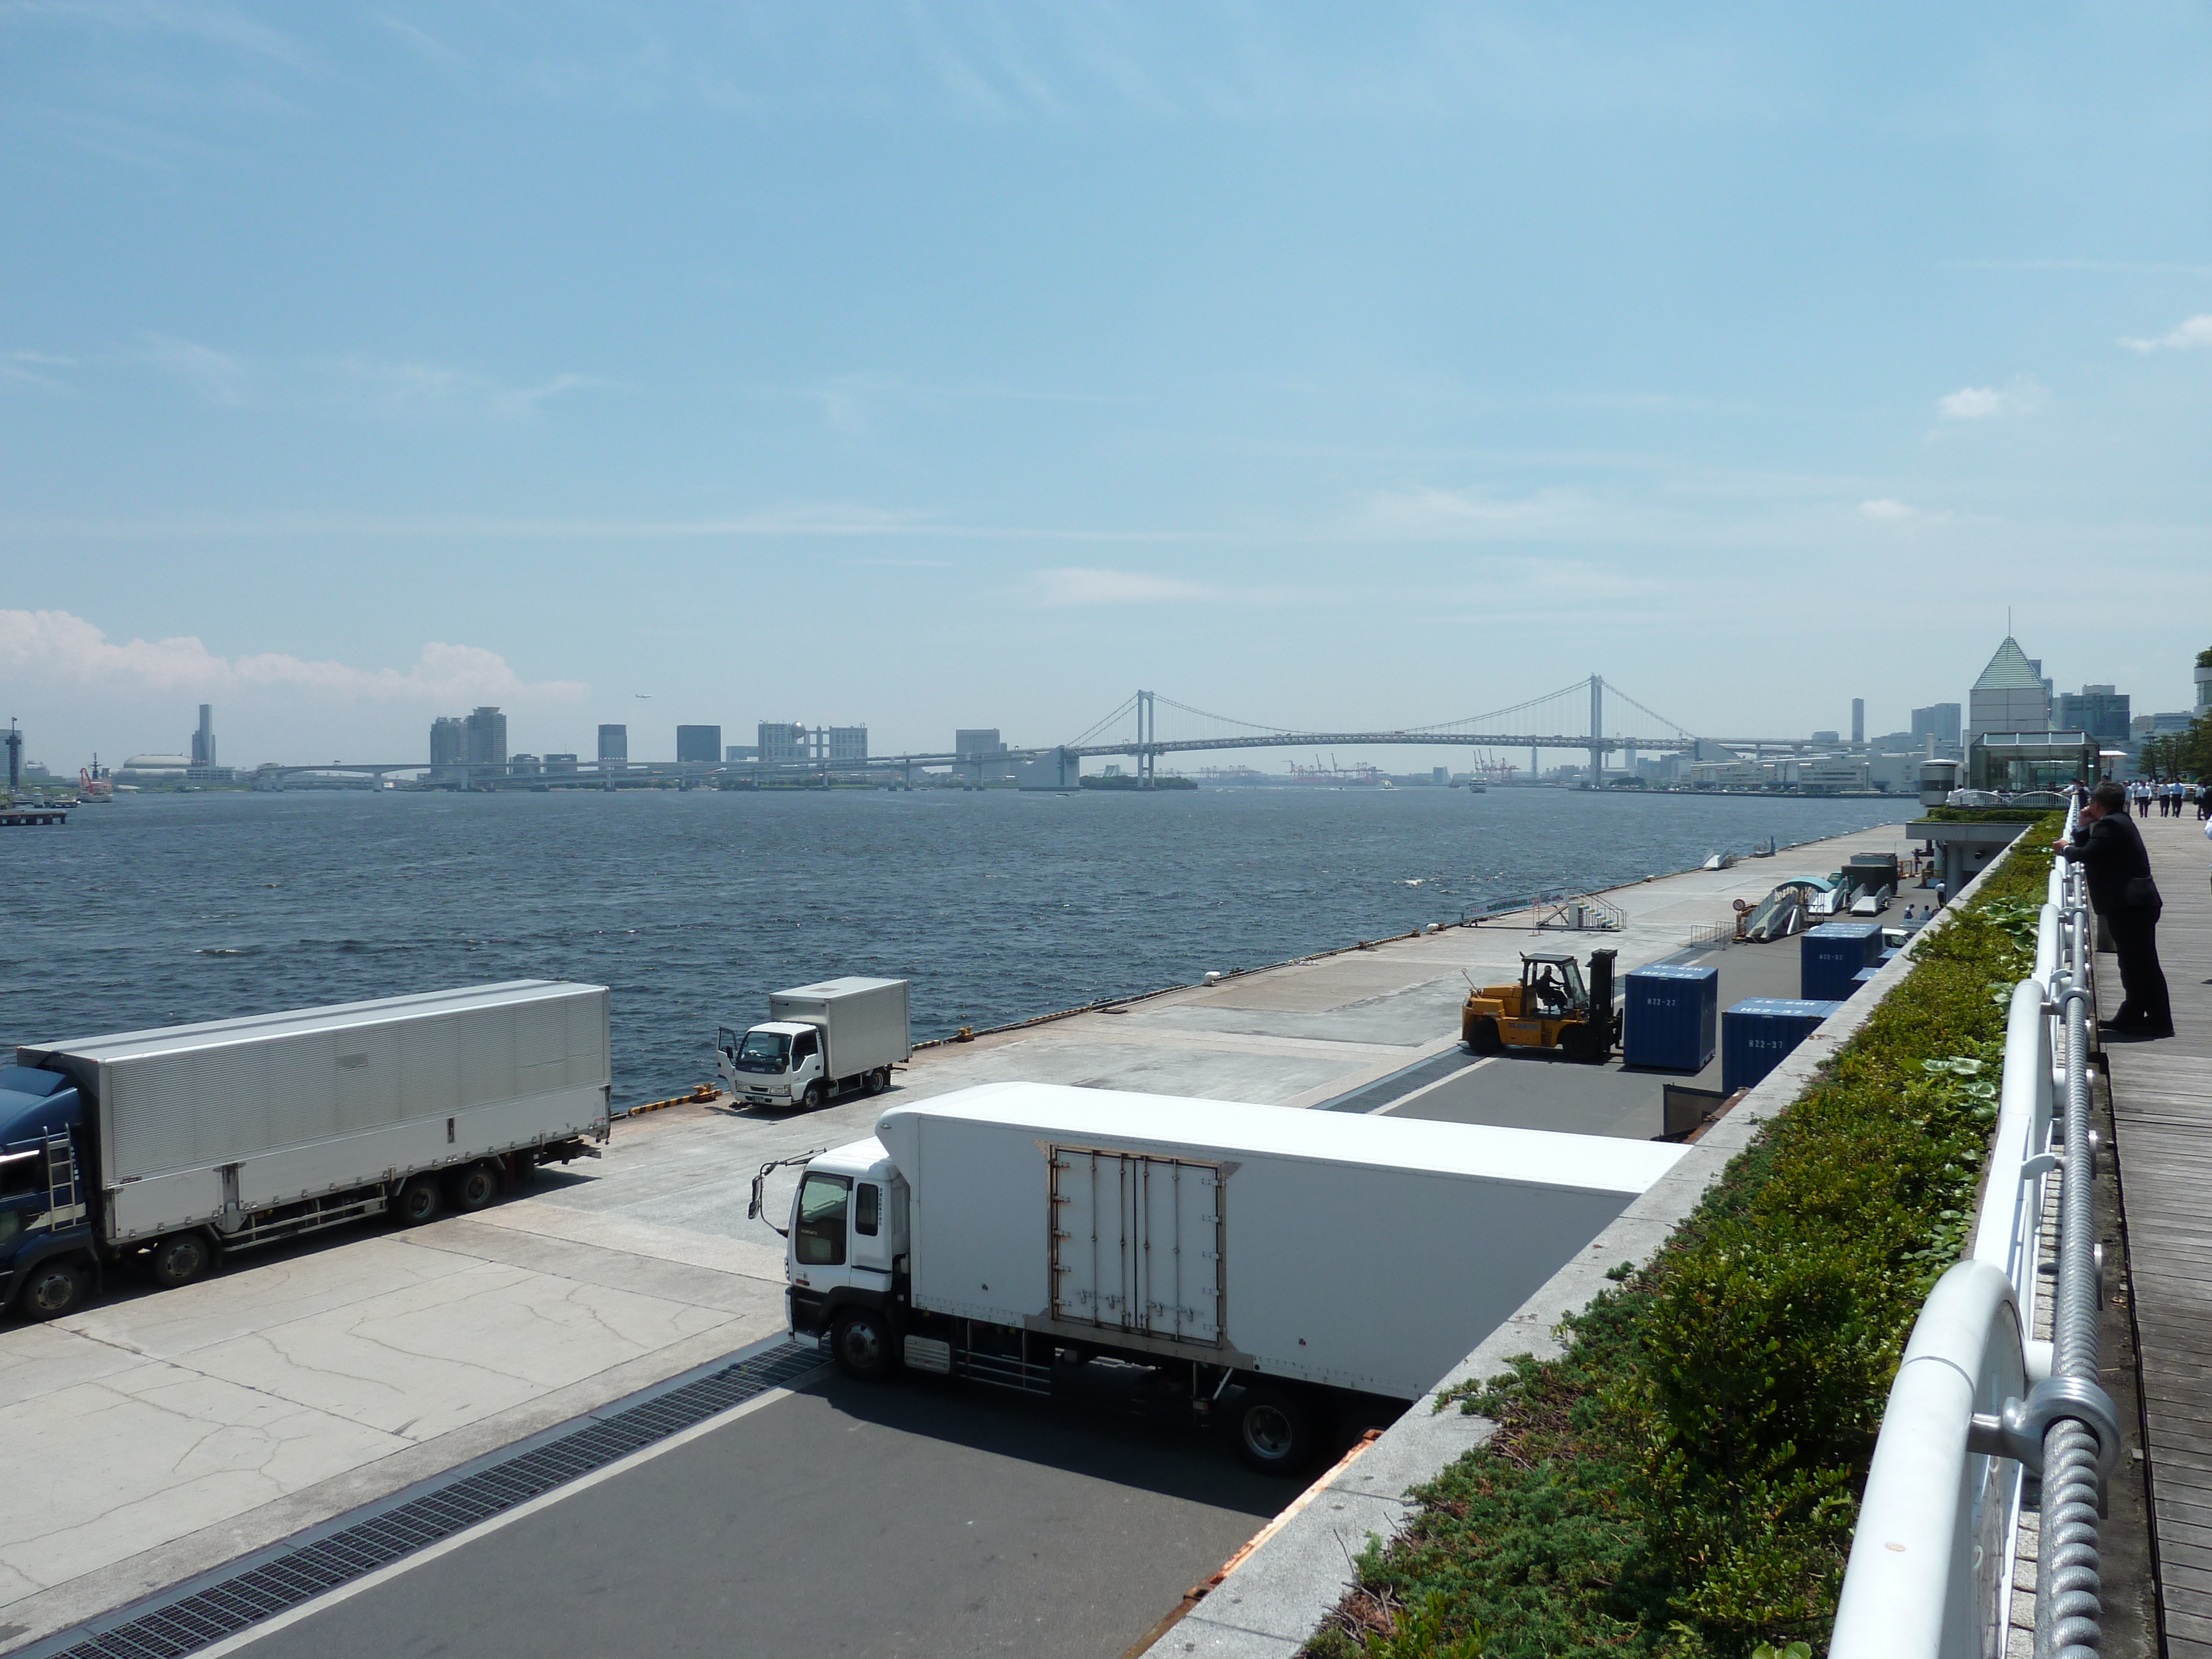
[1,981,612,1321]
[717,977,910,1110]
[755,1082,1684,1471]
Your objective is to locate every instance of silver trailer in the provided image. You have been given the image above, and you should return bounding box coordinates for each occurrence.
[3,982,609,1317]
[765,1081,1684,1470]
[718,976,910,1110]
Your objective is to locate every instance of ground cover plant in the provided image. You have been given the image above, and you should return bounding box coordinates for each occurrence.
[1311,820,2060,1659]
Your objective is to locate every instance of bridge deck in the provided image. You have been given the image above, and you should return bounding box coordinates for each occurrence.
[2104,810,2212,1654]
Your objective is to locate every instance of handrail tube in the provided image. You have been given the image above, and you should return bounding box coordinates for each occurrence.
[1832,1260,2027,1658]
[2034,904,2060,988]
[1971,981,2056,1302]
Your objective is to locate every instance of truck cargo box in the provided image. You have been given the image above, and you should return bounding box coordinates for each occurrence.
[769,977,911,1076]
[20,982,610,1243]
[874,1084,1685,1402]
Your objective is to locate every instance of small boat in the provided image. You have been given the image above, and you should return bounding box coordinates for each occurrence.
[1700,850,1739,871]
[1749,836,1777,858]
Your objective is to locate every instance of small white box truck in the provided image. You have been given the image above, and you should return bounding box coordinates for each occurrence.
[717,977,910,1111]
[754,1081,1684,1471]
[1,982,611,1321]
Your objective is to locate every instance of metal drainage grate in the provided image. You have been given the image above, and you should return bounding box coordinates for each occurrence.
[47,1338,827,1659]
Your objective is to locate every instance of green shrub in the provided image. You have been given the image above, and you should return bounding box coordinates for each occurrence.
[1308,819,2059,1659]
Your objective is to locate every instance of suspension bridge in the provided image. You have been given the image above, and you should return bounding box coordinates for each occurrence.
[248,675,1846,790]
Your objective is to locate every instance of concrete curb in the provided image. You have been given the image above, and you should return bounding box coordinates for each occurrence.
[1166,846,2026,1658]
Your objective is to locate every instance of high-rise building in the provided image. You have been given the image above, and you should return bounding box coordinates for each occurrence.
[955,728,1006,760]
[725,744,759,763]
[597,724,628,766]
[2054,685,2131,742]
[465,707,507,779]
[1850,698,1865,745]
[1966,638,2050,745]
[190,705,217,768]
[2196,647,2211,714]
[1911,702,1963,747]
[545,753,578,774]
[676,725,722,765]
[430,716,467,782]
[759,722,806,763]
[826,725,868,762]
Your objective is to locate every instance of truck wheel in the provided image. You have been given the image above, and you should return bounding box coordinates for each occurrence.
[801,1082,825,1112]
[1468,1019,1503,1056]
[830,1309,896,1381]
[1234,1385,1316,1474]
[866,1068,891,1097]
[444,1161,500,1213]
[13,1259,87,1322]
[392,1174,444,1226]
[148,1233,213,1290]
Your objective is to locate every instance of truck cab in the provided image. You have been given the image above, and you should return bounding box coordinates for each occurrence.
[775,1139,909,1376]
[0,1064,95,1319]
[717,1021,826,1108]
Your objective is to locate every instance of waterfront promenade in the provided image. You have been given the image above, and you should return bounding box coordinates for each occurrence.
[2105,812,2212,1655]
[0,821,1918,1655]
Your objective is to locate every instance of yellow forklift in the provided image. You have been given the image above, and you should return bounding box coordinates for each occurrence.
[1460,948,1619,1063]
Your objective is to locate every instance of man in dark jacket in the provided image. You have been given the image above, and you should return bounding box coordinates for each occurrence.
[2060,781,2173,1037]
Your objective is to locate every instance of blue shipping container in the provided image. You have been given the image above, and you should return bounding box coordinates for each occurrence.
[1852,965,1881,987]
[1723,998,1843,1095]
[1624,963,1720,1072]
[1802,921,1886,1001]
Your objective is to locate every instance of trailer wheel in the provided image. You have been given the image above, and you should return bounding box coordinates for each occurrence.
[1467,1019,1503,1056]
[12,1259,87,1322]
[148,1233,213,1290]
[445,1162,500,1213]
[392,1175,444,1226]
[1234,1385,1316,1474]
[830,1308,896,1381]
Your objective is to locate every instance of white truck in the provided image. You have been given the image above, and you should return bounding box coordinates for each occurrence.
[717,977,910,1111]
[1,982,611,1320]
[754,1081,1684,1471]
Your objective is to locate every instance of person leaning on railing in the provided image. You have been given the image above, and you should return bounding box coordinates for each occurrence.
[2058,780,2173,1039]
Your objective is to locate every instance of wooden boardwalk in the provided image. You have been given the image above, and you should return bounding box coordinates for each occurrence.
[2105,809,2212,1655]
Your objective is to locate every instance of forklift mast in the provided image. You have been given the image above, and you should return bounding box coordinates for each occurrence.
[1589,948,1618,1047]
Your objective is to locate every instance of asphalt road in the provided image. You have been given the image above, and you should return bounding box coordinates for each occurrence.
[226,1369,1286,1659]
[1368,928,1856,1136]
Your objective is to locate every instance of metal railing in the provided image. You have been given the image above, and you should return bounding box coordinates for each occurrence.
[1834,795,2121,1659]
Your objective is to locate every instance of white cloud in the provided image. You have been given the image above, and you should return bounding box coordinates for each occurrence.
[1936,378,2045,420]
[0,609,588,704]
[1029,568,1221,607]
[2119,314,2212,352]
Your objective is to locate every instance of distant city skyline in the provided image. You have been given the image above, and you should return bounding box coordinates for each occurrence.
[3,7,2208,768]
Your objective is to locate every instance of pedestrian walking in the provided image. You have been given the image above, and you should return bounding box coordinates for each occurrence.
[2060,780,2173,1038]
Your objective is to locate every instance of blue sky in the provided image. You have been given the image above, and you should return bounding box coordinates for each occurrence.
[3,3,2209,768]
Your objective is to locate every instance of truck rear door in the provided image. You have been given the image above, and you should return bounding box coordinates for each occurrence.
[1048,1147,1224,1346]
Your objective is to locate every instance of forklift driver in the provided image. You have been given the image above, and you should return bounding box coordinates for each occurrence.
[1531,965,1567,1013]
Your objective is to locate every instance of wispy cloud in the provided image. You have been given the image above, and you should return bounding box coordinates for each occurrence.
[2119,314,2212,352]
[1859,498,1952,525]
[1028,567,1223,607]
[0,349,76,393]
[1347,484,1590,539]
[142,332,252,404]
[0,608,587,703]
[1936,378,2045,420]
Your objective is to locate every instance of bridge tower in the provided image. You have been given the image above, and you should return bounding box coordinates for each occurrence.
[1136,689,1156,786]
[1588,674,1604,786]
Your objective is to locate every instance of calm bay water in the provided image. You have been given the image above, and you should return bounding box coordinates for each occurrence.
[1,786,1906,1104]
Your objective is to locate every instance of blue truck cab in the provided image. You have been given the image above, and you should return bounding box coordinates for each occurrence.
[0,1063,98,1319]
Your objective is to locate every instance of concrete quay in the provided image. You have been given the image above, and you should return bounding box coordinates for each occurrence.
[0,819,1919,1657]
